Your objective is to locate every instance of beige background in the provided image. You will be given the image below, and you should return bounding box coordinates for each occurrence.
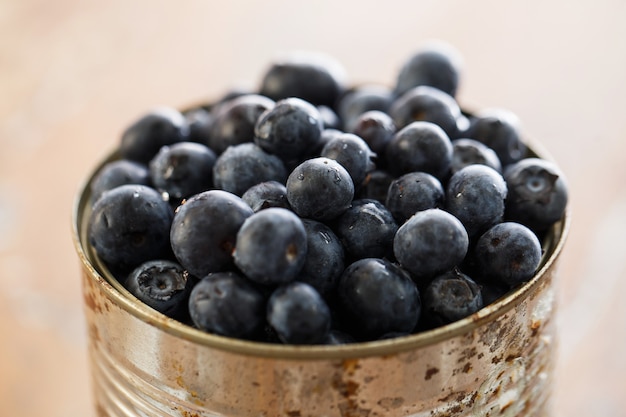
[1,1,625,416]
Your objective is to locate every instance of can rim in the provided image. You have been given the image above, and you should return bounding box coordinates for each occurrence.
[72,134,570,361]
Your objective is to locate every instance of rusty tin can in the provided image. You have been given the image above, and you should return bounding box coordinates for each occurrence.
[73,140,569,417]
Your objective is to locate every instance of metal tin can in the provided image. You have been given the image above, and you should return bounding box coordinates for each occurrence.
[73,141,569,417]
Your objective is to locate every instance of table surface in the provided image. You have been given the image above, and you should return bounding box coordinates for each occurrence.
[1,1,625,416]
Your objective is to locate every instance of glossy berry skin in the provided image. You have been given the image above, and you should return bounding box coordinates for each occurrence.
[183,107,213,146]
[208,94,275,154]
[320,133,376,187]
[317,105,342,130]
[350,110,396,157]
[385,171,444,224]
[90,160,151,205]
[393,208,468,280]
[336,258,421,340]
[394,41,462,98]
[474,222,542,287]
[356,169,394,204]
[337,84,393,131]
[422,268,483,327]
[234,208,308,286]
[170,190,254,278]
[119,107,189,164]
[149,142,217,202]
[188,271,266,339]
[241,180,291,212]
[286,157,354,221]
[259,52,346,108]
[445,164,508,238]
[385,121,453,180]
[212,143,287,196]
[254,97,324,163]
[125,260,193,321]
[466,109,526,166]
[504,158,568,233]
[451,138,502,175]
[333,199,398,260]
[88,184,173,270]
[298,219,345,297]
[389,85,462,138]
[267,282,331,345]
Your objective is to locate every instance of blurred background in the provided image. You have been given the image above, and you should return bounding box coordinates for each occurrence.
[1,0,625,416]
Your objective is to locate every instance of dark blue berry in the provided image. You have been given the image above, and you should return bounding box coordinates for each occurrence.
[286,157,354,221]
[149,142,216,202]
[259,52,346,108]
[254,97,324,163]
[356,169,394,204]
[385,121,453,180]
[241,181,291,212]
[323,329,356,345]
[119,107,188,164]
[336,258,421,339]
[125,260,193,321]
[90,160,150,205]
[393,208,468,280]
[208,94,275,154]
[337,84,393,131]
[422,268,483,327]
[183,107,213,146]
[445,164,507,238]
[333,199,398,260]
[188,271,266,339]
[234,208,307,286]
[320,133,376,187]
[474,222,542,286]
[88,184,173,270]
[297,219,345,297]
[389,85,462,138]
[466,109,526,166]
[504,158,568,233]
[170,190,253,277]
[350,110,396,158]
[212,143,287,196]
[451,138,502,175]
[317,105,342,130]
[385,172,444,224]
[394,41,463,98]
[267,282,331,344]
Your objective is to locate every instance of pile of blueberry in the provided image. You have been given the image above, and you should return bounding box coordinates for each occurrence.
[87,42,568,345]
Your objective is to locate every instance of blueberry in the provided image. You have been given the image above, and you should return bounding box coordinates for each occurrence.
[241,180,291,212]
[183,107,214,146]
[466,108,526,166]
[286,157,354,221]
[394,41,463,98]
[333,199,398,260]
[125,260,193,321]
[254,97,324,162]
[119,107,189,164]
[212,143,287,196]
[259,51,346,108]
[393,208,468,281]
[385,121,453,180]
[317,105,342,130]
[350,110,396,158]
[170,190,254,277]
[149,142,217,202]
[451,138,502,175]
[385,172,444,224]
[320,132,376,187]
[208,94,275,154]
[188,271,266,339]
[323,329,356,345]
[90,160,151,205]
[422,268,483,327]
[474,222,542,286]
[504,158,568,233]
[337,84,393,131]
[234,208,307,286]
[336,258,421,339]
[356,169,395,204]
[389,85,462,138]
[267,282,331,344]
[297,219,345,297]
[445,164,507,238]
[88,184,173,270]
